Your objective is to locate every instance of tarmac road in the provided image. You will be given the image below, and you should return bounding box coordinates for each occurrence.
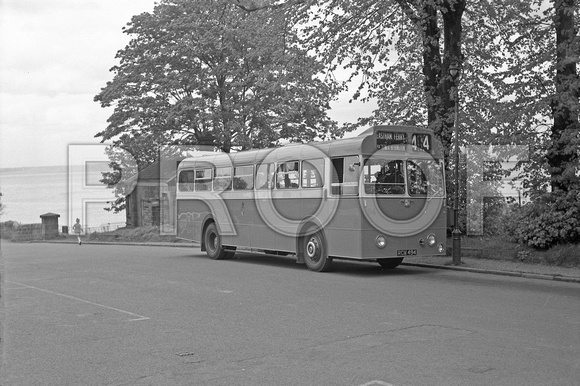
[1,242,579,386]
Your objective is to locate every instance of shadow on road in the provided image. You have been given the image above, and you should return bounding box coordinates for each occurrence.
[177,250,432,277]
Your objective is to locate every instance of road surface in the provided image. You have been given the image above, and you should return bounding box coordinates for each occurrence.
[1,242,578,385]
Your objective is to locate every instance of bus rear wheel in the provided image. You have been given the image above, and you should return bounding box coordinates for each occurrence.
[378,258,403,269]
[302,228,332,272]
[204,222,233,260]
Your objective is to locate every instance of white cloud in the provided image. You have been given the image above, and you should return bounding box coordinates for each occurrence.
[0,0,155,168]
[0,0,372,169]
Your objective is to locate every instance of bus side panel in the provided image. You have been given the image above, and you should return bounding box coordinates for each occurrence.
[325,197,363,259]
[220,194,252,249]
[249,195,327,253]
[275,195,331,253]
[251,196,281,251]
[176,199,210,242]
[275,195,324,252]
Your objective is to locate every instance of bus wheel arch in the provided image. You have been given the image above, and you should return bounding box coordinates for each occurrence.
[200,216,215,252]
[202,221,233,260]
[297,221,332,272]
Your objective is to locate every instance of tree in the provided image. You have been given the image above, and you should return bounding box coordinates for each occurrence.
[95,0,341,159]
[290,0,578,186]
[277,0,578,240]
[289,0,466,165]
[461,0,579,246]
[470,0,579,195]
[95,0,342,213]
[549,0,580,193]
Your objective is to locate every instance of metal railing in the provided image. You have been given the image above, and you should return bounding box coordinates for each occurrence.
[82,222,126,234]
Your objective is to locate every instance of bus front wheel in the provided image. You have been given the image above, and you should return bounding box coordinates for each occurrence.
[302,228,332,272]
[204,222,233,260]
[377,258,403,269]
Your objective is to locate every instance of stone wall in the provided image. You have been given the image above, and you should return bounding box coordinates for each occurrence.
[11,223,45,242]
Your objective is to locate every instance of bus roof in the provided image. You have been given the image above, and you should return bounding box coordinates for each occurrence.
[178,125,441,170]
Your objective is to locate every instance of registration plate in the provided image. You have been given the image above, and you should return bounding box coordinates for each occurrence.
[397,249,417,256]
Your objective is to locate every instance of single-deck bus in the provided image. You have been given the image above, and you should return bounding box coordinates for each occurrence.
[176,125,447,271]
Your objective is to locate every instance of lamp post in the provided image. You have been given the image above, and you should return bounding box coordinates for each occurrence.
[449,61,462,266]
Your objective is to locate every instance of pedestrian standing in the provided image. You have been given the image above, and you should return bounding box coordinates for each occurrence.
[72,218,83,245]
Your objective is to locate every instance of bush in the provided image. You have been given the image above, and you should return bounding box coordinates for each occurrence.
[482,197,509,236]
[504,190,580,249]
[0,220,20,239]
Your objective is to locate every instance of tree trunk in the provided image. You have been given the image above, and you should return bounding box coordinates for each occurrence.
[422,2,442,145]
[548,0,579,192]
[419,0,465,167]
[217,76,232,153]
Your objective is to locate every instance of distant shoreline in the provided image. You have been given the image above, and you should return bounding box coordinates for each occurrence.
[0,164,123,226]
[0,165,68,174]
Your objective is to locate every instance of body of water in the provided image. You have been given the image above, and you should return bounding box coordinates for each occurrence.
[0,166,125,229]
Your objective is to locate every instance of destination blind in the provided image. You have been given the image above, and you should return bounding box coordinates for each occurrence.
[376,131,407,150]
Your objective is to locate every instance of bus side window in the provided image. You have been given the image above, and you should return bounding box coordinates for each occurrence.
[256,163,274,190]
[178,170,194,192]
[302,159,324,188]
[276,161,299,189]
[214,167,232,191]
[233,165,254,190]
[194,169,212,191]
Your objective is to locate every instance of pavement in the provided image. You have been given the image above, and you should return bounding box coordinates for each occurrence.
[36,236,580,284]
[403,255,580,284]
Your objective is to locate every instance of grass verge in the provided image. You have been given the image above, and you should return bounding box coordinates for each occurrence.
[86,226,183,243]
[455,236,580,268]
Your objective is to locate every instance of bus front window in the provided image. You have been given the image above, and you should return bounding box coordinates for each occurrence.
[407,159,444,197]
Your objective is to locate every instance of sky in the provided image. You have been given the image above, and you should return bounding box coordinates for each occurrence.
[0,0,375,169]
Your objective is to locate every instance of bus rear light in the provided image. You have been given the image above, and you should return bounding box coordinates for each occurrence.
[438,243,444,253]
[427,234,436,247]
[375,235,387,249]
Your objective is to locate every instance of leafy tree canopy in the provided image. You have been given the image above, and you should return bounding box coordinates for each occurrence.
[286,0,466,164]
[285,0,578,195]
[95,0,342,166]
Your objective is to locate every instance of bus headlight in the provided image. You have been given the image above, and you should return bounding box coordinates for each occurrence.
[427,234,436,247]
[438,243,444,253]
[376,235,387,249]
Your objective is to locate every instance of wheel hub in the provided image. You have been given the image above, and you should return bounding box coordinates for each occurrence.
[209,233,217,252]
[306,238,320,261]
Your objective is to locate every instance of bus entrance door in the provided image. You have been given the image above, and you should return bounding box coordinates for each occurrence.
[343,156,360,195]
